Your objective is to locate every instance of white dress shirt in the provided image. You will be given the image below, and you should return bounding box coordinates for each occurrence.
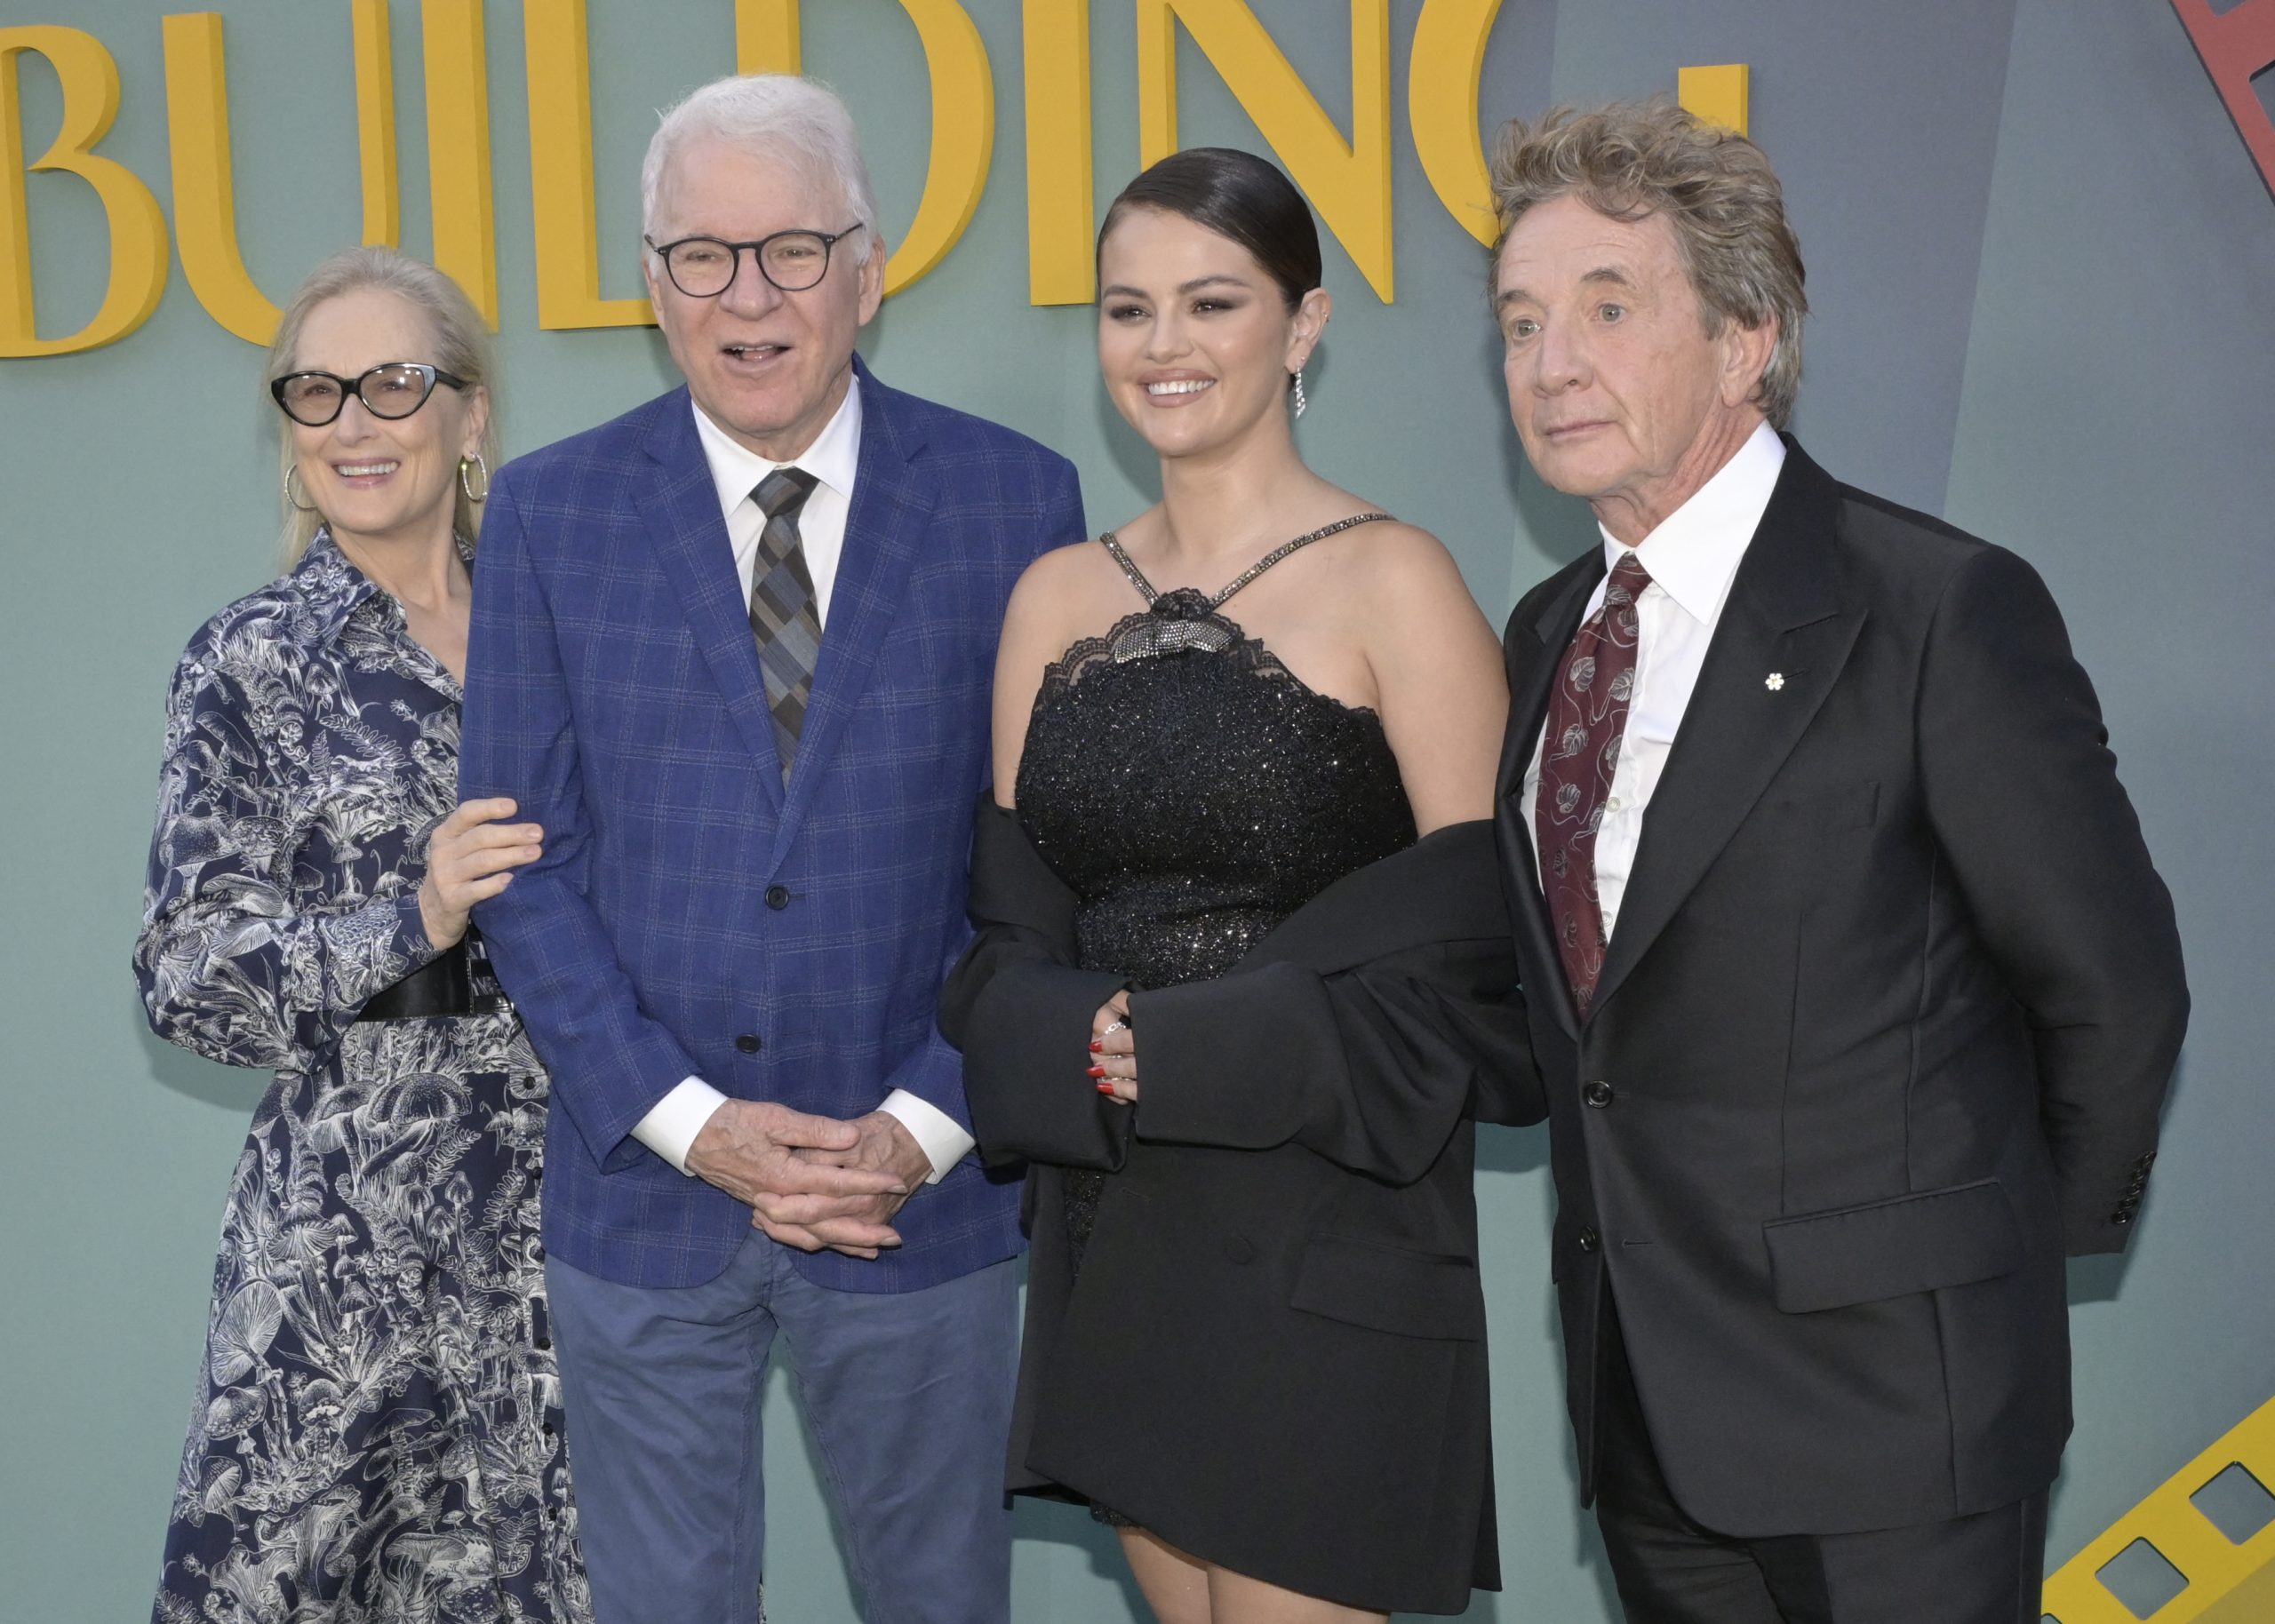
[1520,421,1785,943]
[631,377,978,1183]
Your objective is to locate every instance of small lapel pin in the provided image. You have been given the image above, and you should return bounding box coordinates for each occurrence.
[1765,672,1786,691]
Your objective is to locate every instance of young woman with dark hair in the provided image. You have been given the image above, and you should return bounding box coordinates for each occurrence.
[943,148,1538,1622]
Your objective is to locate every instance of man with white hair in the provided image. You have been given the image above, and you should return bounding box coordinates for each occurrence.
[462,75,1084,1622]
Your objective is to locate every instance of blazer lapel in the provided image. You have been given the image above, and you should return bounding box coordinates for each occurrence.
[1498,554,1602,1041]
[636,391,787,803]
[1587,442,1864,1016]
[771,359,936,862]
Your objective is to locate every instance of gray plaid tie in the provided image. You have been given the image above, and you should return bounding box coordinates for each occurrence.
[748,467,823,777]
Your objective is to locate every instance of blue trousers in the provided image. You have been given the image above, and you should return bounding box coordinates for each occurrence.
[547,1235,1018,1624]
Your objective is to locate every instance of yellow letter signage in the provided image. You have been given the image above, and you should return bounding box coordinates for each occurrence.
[0,26,168,357]
[1138,0,1394,301]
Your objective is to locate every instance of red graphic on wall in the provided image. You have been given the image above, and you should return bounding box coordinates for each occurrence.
[2172,0,2275,195]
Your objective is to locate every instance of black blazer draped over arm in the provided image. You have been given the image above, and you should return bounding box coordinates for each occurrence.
[940,801,1545,1181]
[937,801,1542,1615]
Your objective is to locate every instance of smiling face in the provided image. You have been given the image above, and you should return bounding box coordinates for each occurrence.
[644,137,882,461]
[288,287,485,552]
[1494,194,1772,541]
[1096,204,1326,464]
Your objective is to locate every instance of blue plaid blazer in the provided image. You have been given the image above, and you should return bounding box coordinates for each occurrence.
[461,360,1085,1290]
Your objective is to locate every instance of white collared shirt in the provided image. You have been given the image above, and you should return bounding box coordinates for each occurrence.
[630,375,978,1185]
[691,374,863,625]
[1520,420,1786,942]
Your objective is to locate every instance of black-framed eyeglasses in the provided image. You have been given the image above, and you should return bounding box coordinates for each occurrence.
[645,225,866,298]
[269,362,469,427]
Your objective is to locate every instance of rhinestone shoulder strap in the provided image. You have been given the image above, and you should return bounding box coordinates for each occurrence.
[1096,512,1394,610]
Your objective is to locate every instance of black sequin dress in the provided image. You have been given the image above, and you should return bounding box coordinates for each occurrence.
[1015,518,1416,1512]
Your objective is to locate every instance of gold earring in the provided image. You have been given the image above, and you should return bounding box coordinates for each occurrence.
[459,452,490,505]
[284,465,318,513]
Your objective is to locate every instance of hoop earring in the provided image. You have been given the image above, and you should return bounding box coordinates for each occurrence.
[284,465,318,513]
[459,452,490,505]
[1290,367,1308,420]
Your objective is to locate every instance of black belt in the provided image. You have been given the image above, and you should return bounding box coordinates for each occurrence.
[355,926,509,1022]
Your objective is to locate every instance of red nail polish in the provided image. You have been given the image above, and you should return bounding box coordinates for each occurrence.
[1088,1039,1103,1053]
[1086,1064,1106,1078]
[1096,1081,1117,1095]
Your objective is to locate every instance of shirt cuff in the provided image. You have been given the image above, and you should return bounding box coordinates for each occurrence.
[879,1089,976,1184]
[632,1076,730,1175]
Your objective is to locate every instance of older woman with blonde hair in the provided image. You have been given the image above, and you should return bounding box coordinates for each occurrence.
[138,245,591,1621]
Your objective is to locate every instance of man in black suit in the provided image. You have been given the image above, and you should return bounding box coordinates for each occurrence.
[1485,102,2188,1621]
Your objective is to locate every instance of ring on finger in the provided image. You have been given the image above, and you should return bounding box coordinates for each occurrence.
[1100,1017,1128,1038]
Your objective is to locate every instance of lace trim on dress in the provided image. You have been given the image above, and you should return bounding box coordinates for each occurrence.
[1035,513,1395,713]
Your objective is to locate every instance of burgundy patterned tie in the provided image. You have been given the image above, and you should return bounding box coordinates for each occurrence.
[1535,551,1651,1016]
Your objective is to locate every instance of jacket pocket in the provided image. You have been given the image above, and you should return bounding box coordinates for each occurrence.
[1290,1233,1487,1341]
[1763,1177,2023,1313]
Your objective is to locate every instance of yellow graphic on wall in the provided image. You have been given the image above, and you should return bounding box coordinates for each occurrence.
[1678,63,1749,137]
[1409,0,1505,247]
[0,26,166,357]
[2044,1395,2275,1622]
[1136,0,1393,300]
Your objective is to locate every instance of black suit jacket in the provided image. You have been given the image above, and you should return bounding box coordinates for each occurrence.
[1491,439,2188,1538]
[940,806,1541,1615]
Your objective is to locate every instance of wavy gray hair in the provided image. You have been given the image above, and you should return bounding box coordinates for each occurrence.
[264,246,498,563]
[641,74,880,265]
[1489,100,1808,428]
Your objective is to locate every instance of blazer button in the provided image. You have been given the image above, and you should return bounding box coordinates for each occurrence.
[736,1033,762,1054]
[1577,1227,1600,1254]
[2111,1208,2135,1225]
[1584,1079,1615,1108]
[765,885,792,911]
[1221,1235,1257,1265]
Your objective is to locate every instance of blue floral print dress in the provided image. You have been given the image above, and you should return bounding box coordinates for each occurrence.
[137,531,591,1623]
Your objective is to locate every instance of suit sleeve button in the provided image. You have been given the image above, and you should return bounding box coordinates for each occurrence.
[1577,1227,1600,1254]
[765,885,792,911]
[2111,1208,2134,1225]
[1584,1080,1615,1108]
[736,1033,762,1054]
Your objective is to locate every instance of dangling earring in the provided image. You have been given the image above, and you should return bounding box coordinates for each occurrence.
[1291,367,1308,420]
[459,452,490,505]
[284,464,318,513]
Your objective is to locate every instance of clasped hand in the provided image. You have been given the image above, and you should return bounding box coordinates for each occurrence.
[1090,990,1138,1103]
[687,1101,933,1260]
[418,798,544,949]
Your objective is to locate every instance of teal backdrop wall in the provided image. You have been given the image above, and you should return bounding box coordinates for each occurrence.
[3,2,2270,1619]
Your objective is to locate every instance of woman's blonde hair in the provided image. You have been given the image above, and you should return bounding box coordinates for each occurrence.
[265,246,499,562]
[1489,100,1808,428]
